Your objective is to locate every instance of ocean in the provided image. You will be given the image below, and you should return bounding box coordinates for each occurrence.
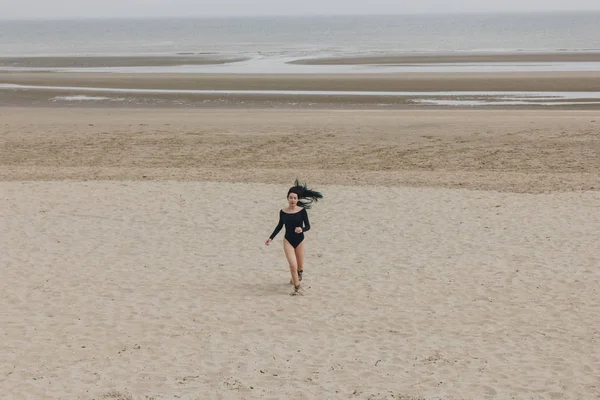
[1,12,600,58]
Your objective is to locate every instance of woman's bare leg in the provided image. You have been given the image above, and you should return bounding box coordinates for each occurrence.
[295,241,306,281]
[283,239,300,287]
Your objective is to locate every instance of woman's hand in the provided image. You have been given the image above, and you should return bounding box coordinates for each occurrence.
[295,227,303,233]
[265,238,272,246]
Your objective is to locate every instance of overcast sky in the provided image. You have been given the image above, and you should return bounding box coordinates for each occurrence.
[1,0,600,20]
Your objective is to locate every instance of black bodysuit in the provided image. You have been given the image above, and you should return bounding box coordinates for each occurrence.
[269,208,311,248]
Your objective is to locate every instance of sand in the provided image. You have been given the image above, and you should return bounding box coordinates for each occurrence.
[4,71,600,92]
[4,52,600,68]
[3,72,600,109]
[288,52,600,65]
[1,108,599,192]
[2,181,599,400]
[0,56,248,68]
[1,107,599,400]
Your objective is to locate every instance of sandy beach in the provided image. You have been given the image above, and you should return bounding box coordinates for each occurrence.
[3,11,600,398]
[1,108,599,192]
[1,105,599,400]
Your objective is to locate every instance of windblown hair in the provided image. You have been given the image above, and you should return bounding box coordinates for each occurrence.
[287,179,323,209]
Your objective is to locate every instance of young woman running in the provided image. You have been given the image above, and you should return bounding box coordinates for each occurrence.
[265,179,323,296]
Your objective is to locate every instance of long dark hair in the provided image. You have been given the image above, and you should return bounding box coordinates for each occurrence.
[287,179,323,209]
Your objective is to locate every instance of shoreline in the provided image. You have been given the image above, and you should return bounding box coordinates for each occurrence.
[3,72,600,109]
[289,51,600,65]
[3,51,600,68]
[3,53,600,75]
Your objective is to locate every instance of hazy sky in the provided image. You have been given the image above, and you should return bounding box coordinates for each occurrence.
[1,0,600,19]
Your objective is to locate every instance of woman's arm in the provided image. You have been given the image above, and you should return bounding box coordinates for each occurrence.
[269,211,284,240]
[301,208,311,233]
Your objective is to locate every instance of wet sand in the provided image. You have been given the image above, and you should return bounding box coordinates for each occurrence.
[289,51,600,65]
[3,71,600,109]
[0,55,248,68]
[3,71,600,92]
[4,52,600,69]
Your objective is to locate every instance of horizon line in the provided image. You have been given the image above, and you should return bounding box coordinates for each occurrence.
[1,9,600,22]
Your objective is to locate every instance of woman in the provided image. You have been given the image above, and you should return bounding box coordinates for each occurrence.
[265,179,323,296]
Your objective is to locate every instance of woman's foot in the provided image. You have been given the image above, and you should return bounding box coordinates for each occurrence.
[290,284,304,296]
